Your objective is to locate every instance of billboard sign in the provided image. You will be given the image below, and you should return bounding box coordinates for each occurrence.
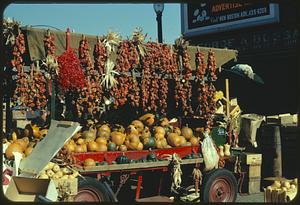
[181,3,279,37]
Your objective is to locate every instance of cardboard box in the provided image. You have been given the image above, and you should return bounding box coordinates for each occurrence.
[5,176,58,202]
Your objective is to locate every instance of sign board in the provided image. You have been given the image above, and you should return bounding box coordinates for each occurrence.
[181,3,279,36]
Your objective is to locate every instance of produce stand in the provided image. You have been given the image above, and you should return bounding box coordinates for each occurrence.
[2,19,264,203]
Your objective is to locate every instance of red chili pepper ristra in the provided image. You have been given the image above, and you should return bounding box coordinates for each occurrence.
[57,49,86,91]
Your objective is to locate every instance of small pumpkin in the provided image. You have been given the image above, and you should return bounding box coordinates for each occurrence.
[154,133,165,140]
[111,131,126,146]
[160,117,169,127]
[189,136,199,146]
[179,136,187,146]
[161,138,168,148]
[95,137,107,145]
[76,138,85,145]
[15,137,29,151]
[39,129,48,137]
[116,154,129,164]
[5,143,23,159]
[126,125,139,136]
[143,137,156,149]
[140,127,151,141]
[24,146,33,156]
[181,126,193,140]
[153,126,166,136]
[75,144,86,153]
[167,133,181,147]
[82,129,96,141]
[131,120,144,133]
[107,142,117,151]
[173,127,181,135]
[84,158,96,167]
[97,143,107,152]
[32,125,41,138]
[155,139,163,149]
[87,141,99,152]
[137,142,143,150]
[118,144,128,152]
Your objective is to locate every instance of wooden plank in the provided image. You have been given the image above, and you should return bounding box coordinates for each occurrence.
[75,158,203,173]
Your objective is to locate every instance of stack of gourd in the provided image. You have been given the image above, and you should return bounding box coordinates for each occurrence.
[265,178,298,202]
[4,125,48,160]
[38,162,79,180]
[63,113,201,153]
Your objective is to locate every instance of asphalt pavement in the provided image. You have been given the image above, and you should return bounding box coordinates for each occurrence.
[236,192,264,203]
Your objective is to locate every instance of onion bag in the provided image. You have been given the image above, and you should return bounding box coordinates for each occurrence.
[201,133,219,171]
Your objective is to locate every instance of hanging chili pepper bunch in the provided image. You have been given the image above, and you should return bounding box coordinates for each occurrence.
[195,48,206,82]
[28,65,48,109]
[94,36,107,75]
[174,37,193,116]
[157,44,178,114]
[77,35,103,118]
[110,40,133,108]
[10,25,30,109]
[57,49,86,92]
[42,30,59,81]
[44,29,56,56]
[207,49,218,81]
[196,50,217,127]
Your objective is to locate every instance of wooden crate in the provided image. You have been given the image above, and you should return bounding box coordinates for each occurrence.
[243,164,261,178]
[241,152,262,165]
[242,177,261,194]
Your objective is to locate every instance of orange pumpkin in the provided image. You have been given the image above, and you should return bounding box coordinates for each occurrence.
[167,133,181,147]
[119,144,128,152]
[76,138,85,145]
[153,126,166,135]
[95,137,107,145]
[181,126,193,140]
[32,125,41,138]
[189,136,199,146]
[154,133,165,140]
[111,131,126,146]
[140,127,151,140]
[179,136,187,146]
[5,143,23,159]
[24,146,33,156]
[87,141,99,152]
[137,142,143,150]
[155,139,163,149]
[97,143,108,152]
[131,120,144,133]
[84,158,96,167]
[15,137,29,151]
[126,125,139,136]
[174,127,181,135]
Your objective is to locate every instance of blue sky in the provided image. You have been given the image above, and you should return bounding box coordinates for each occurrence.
[3,3,182,44]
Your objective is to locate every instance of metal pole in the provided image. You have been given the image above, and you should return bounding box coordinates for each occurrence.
[156,12,163,43]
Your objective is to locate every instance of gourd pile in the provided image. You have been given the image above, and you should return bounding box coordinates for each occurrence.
[265,179,298,202]
[63,113,201,154]
[4,124,48,160]
[38,162,79,180]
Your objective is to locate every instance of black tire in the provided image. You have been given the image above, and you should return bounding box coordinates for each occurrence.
[74,176,112,202]
[201,168,237,202]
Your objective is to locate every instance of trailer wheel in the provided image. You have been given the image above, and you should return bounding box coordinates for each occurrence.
[74,177,112,202]
[201,168,237,202]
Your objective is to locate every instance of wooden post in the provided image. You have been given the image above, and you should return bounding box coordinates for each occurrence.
[225,79,230,117]
[273,126,282,177]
